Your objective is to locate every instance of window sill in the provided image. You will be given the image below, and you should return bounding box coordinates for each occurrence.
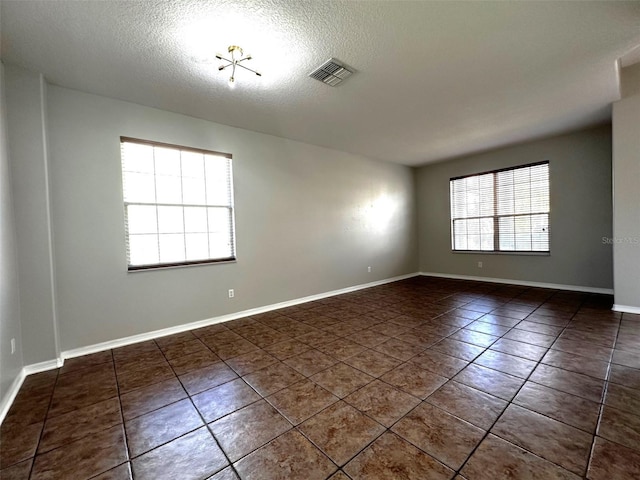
[451,250,550,256]
[127,257,237,273]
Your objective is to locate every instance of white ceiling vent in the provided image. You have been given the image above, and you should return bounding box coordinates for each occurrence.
[309,58,353,86]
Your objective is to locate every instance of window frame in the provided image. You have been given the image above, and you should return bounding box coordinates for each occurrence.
[449,160,550,255]
[120,136,237,272]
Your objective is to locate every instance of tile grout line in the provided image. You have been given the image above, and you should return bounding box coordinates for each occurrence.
[155,339,245,480]
[585,309,623,476]
[26,367,61,480]
[453,290,594,477]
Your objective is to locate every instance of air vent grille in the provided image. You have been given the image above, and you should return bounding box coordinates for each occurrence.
[309,58,353,86]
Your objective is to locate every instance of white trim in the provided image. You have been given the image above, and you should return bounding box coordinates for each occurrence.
[613,304,640,314]
[39,74,62,361]
[61,272,420,361]
[24,358,62,374]
[420,272,614,295]
[0,369,26,425]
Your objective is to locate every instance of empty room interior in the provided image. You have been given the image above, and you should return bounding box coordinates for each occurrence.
[1,1,640,479]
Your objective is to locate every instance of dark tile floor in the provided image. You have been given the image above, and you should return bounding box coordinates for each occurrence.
[2,276,640,479]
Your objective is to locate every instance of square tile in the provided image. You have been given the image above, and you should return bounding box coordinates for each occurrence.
[159,339,210,360]
[491,404,593,475]
[344,432,454,480]
[597,405,640,452]
[31,424,128,480]
[0,459,33,480]
[266,379,338,425]
[372,338,424,361]
[168,349,221,375]
[39,397,122,454]
[344,380,420,427]
[116,363,175,394]
[464,321,512,337]
[392,402,484,470]
[242,362,306,397]
[461,434,580,480]
[310,362,374,398]
[514,320,563,336]
[50,363,119,415]
[207,338,259,360]
[608,364,640,390]
[210,400,291,461]
[343,349,402,377]
[380,362,447,399]
[120,377,187,420]
[234,430,336,480]
[604,382,640,415]
[126,398,203,457]
[513,382,600,433]
[92,463,133,480]
[263,339,312,360]
[454,364,524,401]
[299,401,385,465]
[587,437,640,480]
[410,350,468,378]
[208,467,239,480]
[283,349,338,377]
[450,329,499,348]
[431,339,485,361]
[541,349,609,380]
[503,329,556,347]
[473,350,537,379]
[0,422,43,469]
[426,381,507,430]
[346,329,391,348]
[529,364,605,403]
[178,362,238,396]
[489,338,548,361]
[192,378,260,422]
[225,349,278,376]
[132,427,227,480]
[316,338,366,361]
[552,338,613,363]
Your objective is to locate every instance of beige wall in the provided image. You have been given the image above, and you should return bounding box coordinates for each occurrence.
[4,65,59,365]
[0,64,24,402]
[416,126,613,290]
[612,62,640,311]
[45,85,418,352]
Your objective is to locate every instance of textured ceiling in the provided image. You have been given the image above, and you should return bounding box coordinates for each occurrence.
[2,1,640,166]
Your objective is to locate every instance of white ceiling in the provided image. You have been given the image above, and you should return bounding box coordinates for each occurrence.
[2,1,640,166]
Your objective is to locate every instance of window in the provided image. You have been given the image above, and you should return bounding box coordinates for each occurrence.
[450,161,549,253]
[120,137,235,270]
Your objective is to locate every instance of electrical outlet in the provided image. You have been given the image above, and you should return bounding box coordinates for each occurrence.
[228,289,235,298]
[367,266,372,273]
[478,261,483,268]
[11,338,16,355]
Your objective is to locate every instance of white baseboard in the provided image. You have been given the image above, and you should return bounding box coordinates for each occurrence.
[60,272,419,361]
[420,272,614,295]
[0,368,26,426]
[24,358,62,374]
[613,304,640,314]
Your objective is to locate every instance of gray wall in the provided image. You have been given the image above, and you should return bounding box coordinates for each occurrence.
[612,63,640,310]
[4,65,59,365]
[416,126,613,290]
[0,63,24,402]
[46,85,418,352]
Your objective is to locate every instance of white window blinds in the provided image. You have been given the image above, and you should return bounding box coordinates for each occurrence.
[121,137,236,270]
[450,162,549,253]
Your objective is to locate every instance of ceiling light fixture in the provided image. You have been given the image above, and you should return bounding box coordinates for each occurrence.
[216,45,261,87]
